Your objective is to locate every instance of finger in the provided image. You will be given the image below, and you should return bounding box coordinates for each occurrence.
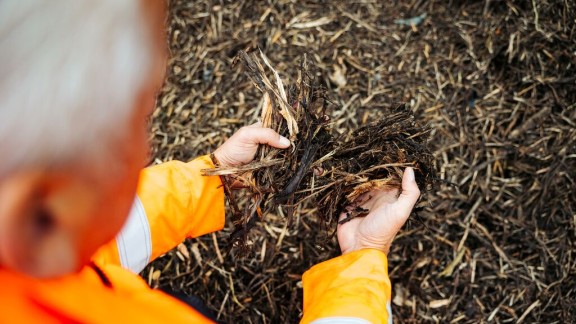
[396,167,420,212]
[241,127,290,148]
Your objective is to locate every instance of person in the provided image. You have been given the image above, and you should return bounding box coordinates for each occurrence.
[0,1,420,323]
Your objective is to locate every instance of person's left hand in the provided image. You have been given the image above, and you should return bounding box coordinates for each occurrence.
[213,122,291,167]
[337,167,420,255]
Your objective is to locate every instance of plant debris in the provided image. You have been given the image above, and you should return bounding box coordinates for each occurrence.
[145,1,576,322]
[202,51,436,250]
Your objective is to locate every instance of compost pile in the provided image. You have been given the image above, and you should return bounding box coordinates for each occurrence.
[145,1,575,323]
[202,51,435,249]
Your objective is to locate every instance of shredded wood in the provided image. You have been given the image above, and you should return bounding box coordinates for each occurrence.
[145,1,576,322]
[203,51,436,249]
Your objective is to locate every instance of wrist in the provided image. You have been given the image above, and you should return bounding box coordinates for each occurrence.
[210,152,245,190]
[212,149,228,167]
[340,237,391,255]
[210,152,221,167]
[342,246,389,255]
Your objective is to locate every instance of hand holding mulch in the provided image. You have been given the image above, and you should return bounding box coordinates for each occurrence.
[337,167,420,255]
[202,51,437,252]
[209,122,290,222]
[212,122,290,168]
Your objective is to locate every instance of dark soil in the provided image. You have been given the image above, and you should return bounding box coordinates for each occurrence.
[144,1,576,322]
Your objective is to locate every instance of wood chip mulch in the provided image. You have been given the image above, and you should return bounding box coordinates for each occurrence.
[143,1,576,322]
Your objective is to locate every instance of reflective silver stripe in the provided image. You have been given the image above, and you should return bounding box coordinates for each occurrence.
[116,196,152,273]
[310,318,371,324]
[308,302,393,324]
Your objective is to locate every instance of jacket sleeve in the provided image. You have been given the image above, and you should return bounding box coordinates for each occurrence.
[91,155,225,273]
[301,249,393,324]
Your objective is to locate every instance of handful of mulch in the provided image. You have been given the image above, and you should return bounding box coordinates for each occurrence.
[202,51,436,250]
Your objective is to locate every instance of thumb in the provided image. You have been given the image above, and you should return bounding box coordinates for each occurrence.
[396,167,420,214]
[243,127,291,148]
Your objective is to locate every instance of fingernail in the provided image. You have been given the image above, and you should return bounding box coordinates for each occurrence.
[279,136,290,147]
[407,167,415,182]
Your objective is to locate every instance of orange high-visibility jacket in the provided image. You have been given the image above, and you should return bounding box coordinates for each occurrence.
[0,155,393,323]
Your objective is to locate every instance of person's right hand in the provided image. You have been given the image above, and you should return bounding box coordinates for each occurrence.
[337,167,420,254]
[213,122,290,167]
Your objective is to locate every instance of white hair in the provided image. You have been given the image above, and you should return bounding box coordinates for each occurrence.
[0,0,155,178]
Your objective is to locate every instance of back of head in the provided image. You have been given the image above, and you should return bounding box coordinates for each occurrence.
[0,0,165,278]
[0,0,156,178]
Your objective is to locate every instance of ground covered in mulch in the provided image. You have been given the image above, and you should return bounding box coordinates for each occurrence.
[143,1,576,322]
